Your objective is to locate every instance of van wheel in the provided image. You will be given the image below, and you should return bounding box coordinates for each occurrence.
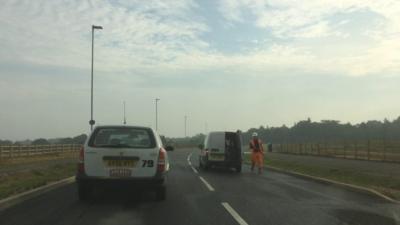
[78,183,91,201]
[156,186,166,201]
[204,163,210,171]
[235,165,242,173]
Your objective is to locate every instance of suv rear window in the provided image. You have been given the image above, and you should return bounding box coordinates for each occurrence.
[88,127,156,148]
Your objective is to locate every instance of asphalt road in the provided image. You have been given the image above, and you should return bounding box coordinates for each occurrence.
[0,148,399,225]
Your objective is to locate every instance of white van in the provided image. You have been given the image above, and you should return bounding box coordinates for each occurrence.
[76,125,173,201]
[198,131,242,172]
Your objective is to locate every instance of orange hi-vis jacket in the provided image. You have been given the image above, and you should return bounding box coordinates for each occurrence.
[249,139,264,152]
[250,139,264,167]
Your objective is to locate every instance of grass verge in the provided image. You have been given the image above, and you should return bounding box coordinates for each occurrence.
[0,163,76,200]
[244,154,400,201]
[0,152,77,168]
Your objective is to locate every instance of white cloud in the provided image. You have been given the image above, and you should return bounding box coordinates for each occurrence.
[0,0,208,72]
[0,0,400,79]
[289,21,346,39]
[2,0,400,139]
[216,0,400,76]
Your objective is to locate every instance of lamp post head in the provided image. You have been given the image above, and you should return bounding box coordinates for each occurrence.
[92,25,103,30]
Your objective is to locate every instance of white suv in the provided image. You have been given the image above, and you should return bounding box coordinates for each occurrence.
[76,125,172,201]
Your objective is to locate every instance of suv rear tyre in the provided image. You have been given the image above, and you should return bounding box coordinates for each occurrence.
[235,165,242,173]
[155,185,166,201]
[78,183,91,201]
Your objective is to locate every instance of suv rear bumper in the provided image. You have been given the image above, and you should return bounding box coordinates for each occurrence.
[206,159,242,167]
[76,172,165,188]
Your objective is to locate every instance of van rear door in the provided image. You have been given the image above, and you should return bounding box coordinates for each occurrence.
[225,132,242,163]
[208,132,225,161]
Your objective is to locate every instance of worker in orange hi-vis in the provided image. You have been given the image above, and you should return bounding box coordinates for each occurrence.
[249,132,264,174]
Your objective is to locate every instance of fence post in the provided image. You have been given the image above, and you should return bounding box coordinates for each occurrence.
[333,142,337,157]
[383,140,386,162]
[367,140,371,160]
[343,141,346,159]
[354,141,358,159]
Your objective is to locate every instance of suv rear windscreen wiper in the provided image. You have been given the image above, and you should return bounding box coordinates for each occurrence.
[96,144,132,148]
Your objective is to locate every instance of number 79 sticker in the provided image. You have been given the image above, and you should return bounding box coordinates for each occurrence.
[142,160,154,167]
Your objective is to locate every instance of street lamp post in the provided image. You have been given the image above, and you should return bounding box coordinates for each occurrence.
[123,101,126,125]
[89,25,103,131]
[155,98,160,131]
[184,115,187,137]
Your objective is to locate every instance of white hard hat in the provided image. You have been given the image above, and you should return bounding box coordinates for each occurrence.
[252,132,258,137]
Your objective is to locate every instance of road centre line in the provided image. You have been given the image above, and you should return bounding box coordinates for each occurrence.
[199,176,215,191]
[187,153,193,166]
[187,153,209,187]
[191,166,198,174]
[393,211,399,224]
[221,202,250,225]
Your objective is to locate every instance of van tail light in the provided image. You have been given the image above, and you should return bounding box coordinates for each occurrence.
[77,146,85,174]
[157,148,167,172]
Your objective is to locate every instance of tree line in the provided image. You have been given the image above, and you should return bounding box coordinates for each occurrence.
[0,134,87,146]
[2,116,400,146]
[167,116,400,146]
[244,117,400,144]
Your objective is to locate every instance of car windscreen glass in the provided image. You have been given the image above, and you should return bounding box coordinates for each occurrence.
[88,127,156,148]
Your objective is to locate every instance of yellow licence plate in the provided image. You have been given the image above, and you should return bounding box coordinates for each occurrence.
[105,160,136,168]
[210,154,225,160]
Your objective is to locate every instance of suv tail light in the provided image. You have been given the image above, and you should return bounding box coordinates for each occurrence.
[157,148,167,172]
[77,146,85,174]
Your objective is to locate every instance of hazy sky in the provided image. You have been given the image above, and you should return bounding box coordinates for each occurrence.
[1,0,400,140]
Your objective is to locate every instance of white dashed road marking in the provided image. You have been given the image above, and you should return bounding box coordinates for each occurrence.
[191,166,198,174]
[187,153,214,190]
[199,176,215,191]
[221,202,249,225]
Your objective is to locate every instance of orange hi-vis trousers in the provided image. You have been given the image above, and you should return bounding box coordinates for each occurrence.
[251,151,264,168]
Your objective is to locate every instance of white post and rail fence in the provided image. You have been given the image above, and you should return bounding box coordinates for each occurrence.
[272,140,400,163]
[0,144,81,160]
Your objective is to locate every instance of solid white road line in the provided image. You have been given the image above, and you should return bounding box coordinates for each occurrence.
[187,153,192,162]
[191,166,198,174]
[221,202,249,225]
[199,176,215,191]
[392,211,399,225]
